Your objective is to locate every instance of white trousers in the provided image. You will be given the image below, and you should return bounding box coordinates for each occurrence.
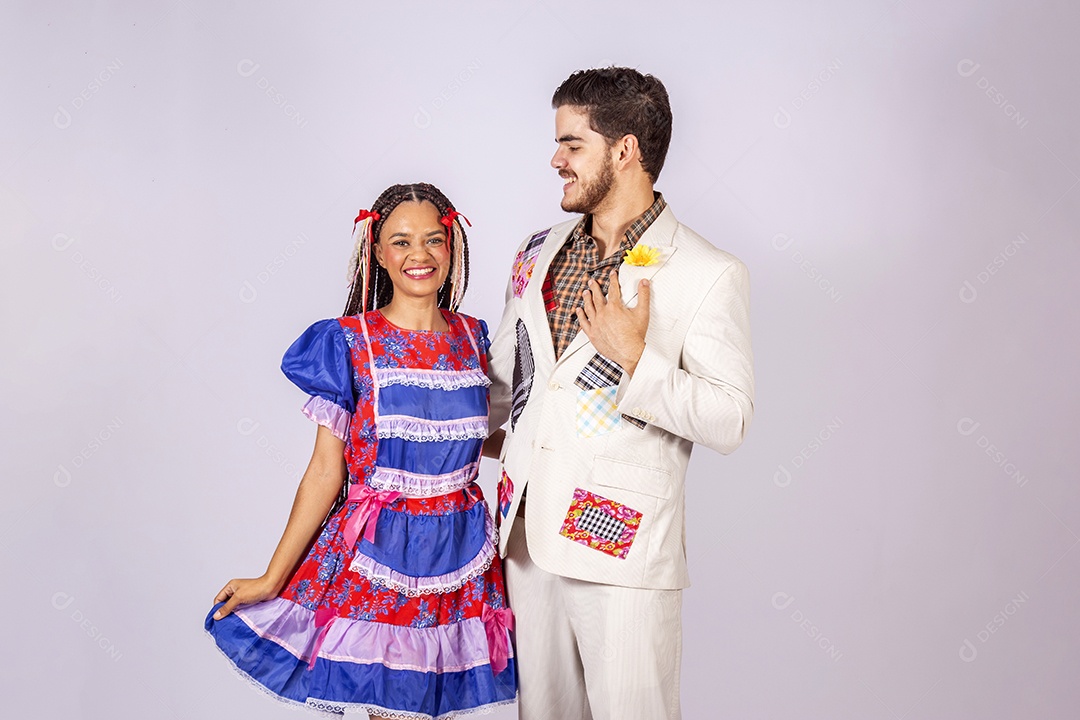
[504,521,682,720]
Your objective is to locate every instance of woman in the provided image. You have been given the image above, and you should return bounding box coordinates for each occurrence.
[205,183,517,718]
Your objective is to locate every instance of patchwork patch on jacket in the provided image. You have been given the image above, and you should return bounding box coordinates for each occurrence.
[559,488,643,559]
[574,353,647,429]
[576,386,621,438]
[510,319,534,430]
[497,470,514,523]
[511,229,549,298]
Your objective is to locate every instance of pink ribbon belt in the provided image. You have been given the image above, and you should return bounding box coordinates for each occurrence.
[481,605,515,676]
[342,482,402,550]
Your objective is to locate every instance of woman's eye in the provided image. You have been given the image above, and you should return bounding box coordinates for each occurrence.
[428,237,445,245]
[393,240,409,246]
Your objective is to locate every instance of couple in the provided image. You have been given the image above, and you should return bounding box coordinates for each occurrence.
[204,66,755,720]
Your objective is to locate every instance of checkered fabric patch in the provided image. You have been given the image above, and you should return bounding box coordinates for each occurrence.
[574,352,623,391]
[510,319,534,430]
[576,387,621,438]
[511,229,550,298]
[574,353,648,430]
[577,506,627,543]
[524,228,549,254]
[559,488,642,559]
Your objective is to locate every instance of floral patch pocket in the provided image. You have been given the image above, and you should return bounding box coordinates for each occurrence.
[511,229,549,298]
[559,488,643,559]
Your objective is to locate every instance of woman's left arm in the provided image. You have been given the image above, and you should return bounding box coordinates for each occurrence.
[212,425,346,619]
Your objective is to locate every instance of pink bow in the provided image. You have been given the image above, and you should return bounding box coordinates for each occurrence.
[481,605,515,676]
[307,605,338,670]
[342,483,401,550]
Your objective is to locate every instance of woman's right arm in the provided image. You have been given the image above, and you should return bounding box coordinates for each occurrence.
[212,424,346,620]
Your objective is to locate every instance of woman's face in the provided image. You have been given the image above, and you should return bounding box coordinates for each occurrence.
[373,200,451,305]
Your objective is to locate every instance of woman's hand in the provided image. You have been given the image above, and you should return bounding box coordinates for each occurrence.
[212,575,280,620]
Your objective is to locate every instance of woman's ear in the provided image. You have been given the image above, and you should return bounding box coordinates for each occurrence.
[372,240,384,267]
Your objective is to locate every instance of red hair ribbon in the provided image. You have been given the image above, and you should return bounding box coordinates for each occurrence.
[353,209,381,228]
[440,209,471,229]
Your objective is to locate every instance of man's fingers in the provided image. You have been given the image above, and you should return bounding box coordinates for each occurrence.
[575,306,592,336]
[580,287,597,318]
[635,279,651,315]
[607,271,623,302]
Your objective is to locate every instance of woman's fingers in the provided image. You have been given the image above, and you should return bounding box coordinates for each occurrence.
[213,594,241,621]
[214,581,236,605]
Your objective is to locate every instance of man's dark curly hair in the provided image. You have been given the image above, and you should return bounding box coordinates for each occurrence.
[552,67,673,183]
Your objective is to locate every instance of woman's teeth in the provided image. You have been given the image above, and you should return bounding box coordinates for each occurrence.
[405,268,435,277]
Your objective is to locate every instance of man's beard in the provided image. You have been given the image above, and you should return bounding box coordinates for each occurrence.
[560,154,615,214]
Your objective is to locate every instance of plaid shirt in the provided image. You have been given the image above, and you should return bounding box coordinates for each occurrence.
[545,193,668,359]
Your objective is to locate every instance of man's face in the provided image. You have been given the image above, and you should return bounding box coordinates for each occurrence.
[551,105,616,214]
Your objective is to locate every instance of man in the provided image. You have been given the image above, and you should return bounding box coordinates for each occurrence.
[486,67,755,719]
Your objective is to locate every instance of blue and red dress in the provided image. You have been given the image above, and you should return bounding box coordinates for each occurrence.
[205,309,517,718]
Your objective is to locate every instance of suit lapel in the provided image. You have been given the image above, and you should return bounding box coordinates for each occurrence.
[523,220,576,368]
[554,206,680,369]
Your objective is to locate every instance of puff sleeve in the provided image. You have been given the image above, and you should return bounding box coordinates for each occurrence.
[280,319,355,441]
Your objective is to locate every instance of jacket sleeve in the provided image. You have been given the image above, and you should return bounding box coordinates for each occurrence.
[616,259,754,455]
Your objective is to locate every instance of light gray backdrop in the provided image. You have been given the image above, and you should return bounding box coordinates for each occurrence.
[3,1,1078,718]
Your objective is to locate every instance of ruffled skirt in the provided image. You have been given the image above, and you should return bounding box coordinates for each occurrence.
[204,485,517,718]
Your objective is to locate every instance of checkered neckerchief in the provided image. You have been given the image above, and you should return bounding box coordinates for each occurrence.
[545,192,667,359]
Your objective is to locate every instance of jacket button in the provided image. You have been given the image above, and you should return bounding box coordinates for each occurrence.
[548,380,560,390]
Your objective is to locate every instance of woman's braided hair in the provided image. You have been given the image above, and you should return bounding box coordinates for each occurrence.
[343,182,470,316]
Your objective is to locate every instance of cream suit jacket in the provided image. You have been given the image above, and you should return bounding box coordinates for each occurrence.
[487,205,754,589]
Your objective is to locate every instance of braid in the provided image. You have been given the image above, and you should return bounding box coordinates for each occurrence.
[342,182,470,317]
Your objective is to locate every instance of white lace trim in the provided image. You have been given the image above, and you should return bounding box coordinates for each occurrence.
[309,695,518,719]
[349,510,498,597]
[206,628,516,719]
[376,415,488,442]
[367,463,479,498]
[205,627,340,718]
[375,367,491,391]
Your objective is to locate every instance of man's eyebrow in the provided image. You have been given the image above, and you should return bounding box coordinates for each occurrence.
[557,134,585,143]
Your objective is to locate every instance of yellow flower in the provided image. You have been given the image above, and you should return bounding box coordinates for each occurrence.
[623,244,661,267]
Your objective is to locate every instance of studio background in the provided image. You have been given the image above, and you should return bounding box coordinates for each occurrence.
[3,1,1078,718]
